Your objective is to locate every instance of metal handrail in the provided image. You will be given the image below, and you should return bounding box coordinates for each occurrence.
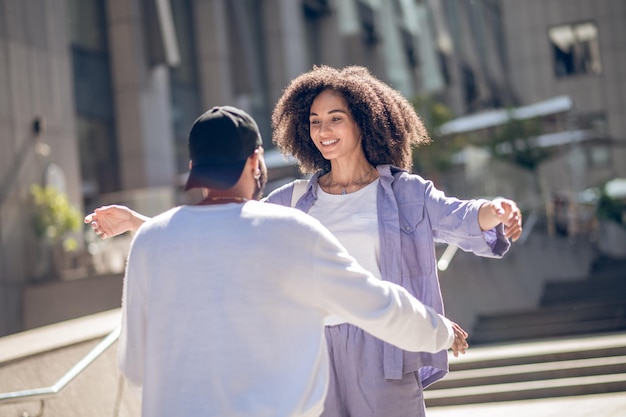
[0,325,121,406]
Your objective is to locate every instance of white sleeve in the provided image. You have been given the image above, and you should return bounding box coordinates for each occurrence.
[117,233,148,392]
[309,228,455,353]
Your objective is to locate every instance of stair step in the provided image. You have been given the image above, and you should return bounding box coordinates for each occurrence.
[434,355,626,389]
[431,252,626,408]
[541,278,626,305]
[589,269,626,280]
[424,372,626,407]
[470,317,626,345]
[450,333,626,371]
[474,300,626,329]
[590,257,626,275]
[469,256,626,346]
[426,334,626,407]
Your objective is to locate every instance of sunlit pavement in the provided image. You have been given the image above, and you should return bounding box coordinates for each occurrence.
[427,391,626,417]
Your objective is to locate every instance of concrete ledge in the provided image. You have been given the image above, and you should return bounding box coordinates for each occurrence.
[0,309,121,365]
[22,273,124,330]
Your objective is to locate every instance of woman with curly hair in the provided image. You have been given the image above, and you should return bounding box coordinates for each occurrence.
[85,65,522,417]
[261,65,521,416]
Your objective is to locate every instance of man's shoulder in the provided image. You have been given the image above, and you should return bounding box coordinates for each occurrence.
[148,206,182,223]
[135,206,182,234]
[247,200,325,231]
[249,200,314,220]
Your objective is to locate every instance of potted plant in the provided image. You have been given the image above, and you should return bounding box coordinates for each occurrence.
[30,184,82,279]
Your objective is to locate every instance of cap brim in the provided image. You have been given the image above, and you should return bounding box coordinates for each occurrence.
[184,159,247,191]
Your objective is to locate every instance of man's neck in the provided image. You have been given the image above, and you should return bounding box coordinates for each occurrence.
[197,195,248,205]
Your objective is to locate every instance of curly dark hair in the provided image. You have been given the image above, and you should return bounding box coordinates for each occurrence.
[271,65,431,174]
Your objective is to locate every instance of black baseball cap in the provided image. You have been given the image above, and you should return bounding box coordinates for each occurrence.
[184,106,263,191]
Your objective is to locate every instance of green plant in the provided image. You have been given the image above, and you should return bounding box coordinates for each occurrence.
[30,184,82,251]
[597,180,626,228]
[411,94,460,175]
[485,113,551,170]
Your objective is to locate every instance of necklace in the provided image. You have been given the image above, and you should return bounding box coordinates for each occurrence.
[199,196,248,205]
[329,166,375,195]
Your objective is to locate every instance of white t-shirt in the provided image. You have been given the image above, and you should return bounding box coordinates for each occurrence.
[309,179,380,325]
[118,201,454,417]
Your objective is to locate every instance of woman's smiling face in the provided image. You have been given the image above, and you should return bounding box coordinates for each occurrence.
[309,89,363,162]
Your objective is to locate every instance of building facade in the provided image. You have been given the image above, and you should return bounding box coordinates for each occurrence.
[0,0,435,336]
[1,0,624,336]
[424,0,624,216]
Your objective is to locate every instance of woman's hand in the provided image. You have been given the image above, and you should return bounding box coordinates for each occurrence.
[479,198,523,242]
[84,205,149,239]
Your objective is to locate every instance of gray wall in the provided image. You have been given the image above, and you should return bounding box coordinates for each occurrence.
[0,0,83,335]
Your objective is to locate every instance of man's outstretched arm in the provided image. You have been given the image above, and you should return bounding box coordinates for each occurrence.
[84,205,151,239]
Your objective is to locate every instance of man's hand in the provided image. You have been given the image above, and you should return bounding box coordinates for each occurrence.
[450,322,469,357]
[84,205,146,239]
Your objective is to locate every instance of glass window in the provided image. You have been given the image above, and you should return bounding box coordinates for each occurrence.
[76,116,119,199]
[67,0,107,51]
[549,21,602,78]
[67,0,120,197]
[357,0,378,44]
[303,0,332,16]
[169,0,201,175]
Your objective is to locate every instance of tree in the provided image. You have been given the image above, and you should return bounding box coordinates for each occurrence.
[411,94,462,176]
[485,113,551,170]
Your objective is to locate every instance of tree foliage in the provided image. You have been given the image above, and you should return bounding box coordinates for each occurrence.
[485,114,551,170]
[411,94,462,175]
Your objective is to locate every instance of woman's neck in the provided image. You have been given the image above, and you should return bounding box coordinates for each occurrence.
[323,159,378,195]
[328,157,375,184]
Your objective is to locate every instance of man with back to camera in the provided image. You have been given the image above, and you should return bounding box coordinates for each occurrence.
[117,105,468,417]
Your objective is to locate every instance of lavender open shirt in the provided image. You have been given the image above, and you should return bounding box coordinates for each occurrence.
[264,164,510,387]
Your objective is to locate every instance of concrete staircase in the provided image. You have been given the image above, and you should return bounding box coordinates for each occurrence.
[425,332,626,407]
[425,256,626,409]
[470,256,626,345]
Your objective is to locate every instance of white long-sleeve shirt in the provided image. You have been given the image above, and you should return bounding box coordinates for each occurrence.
[118,201,454,417]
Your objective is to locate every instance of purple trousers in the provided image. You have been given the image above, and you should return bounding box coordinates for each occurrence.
[321,323,426,417]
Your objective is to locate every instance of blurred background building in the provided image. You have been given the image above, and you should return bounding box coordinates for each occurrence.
[1,0,625,339]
